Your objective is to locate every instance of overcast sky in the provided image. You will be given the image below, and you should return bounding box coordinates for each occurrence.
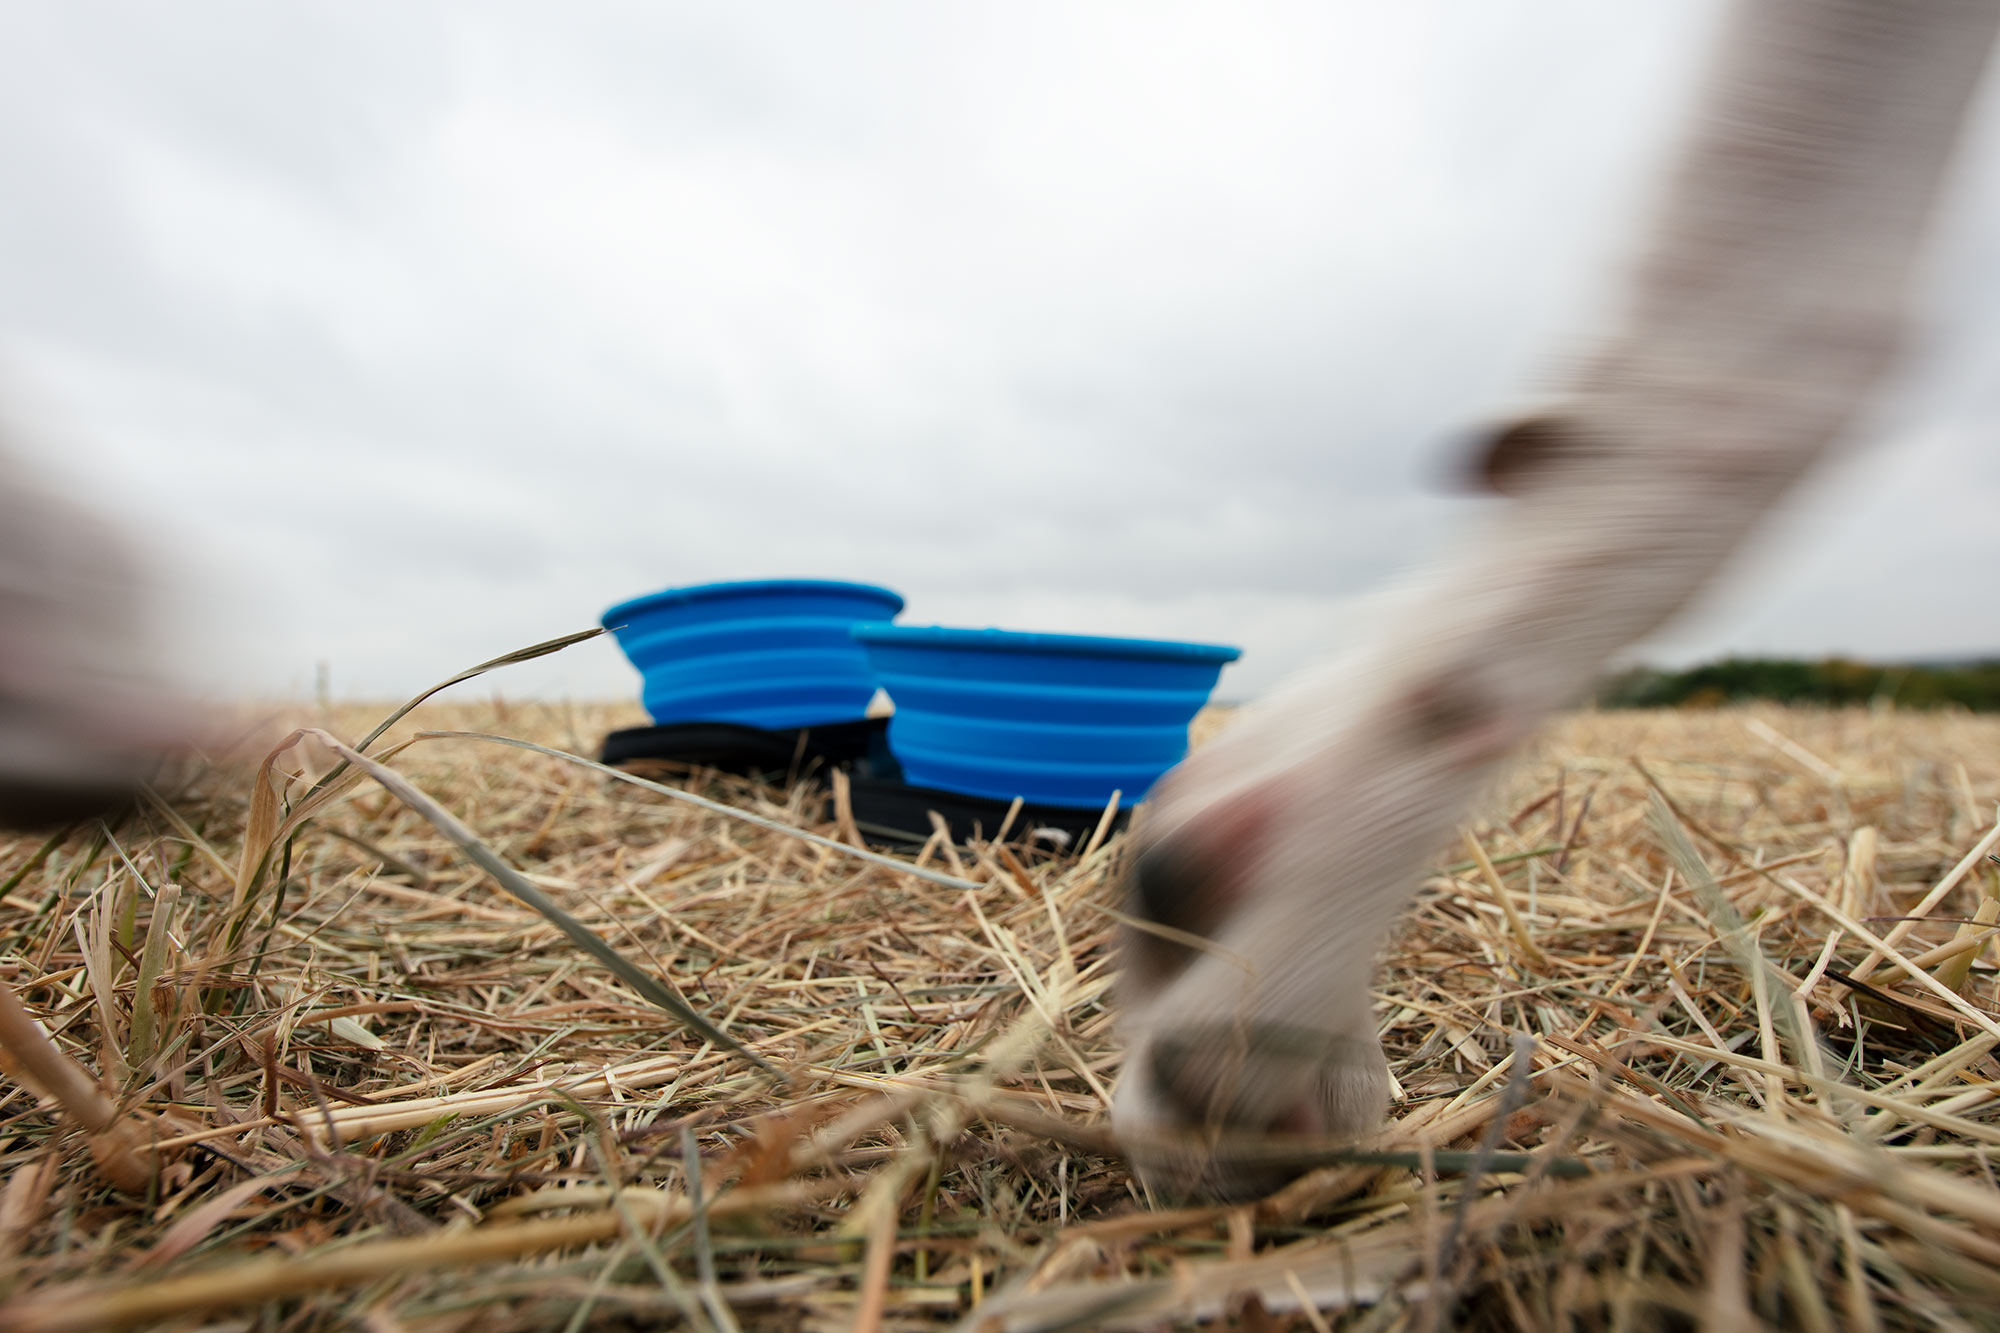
[4,1,1997,706]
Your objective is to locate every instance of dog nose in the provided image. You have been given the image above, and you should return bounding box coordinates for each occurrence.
[1147,1022,1341,1133]
[1121,1021,1391,1200]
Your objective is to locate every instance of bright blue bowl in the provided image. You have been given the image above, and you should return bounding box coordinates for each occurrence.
[604,580,905,728]
[851,626,1241,808]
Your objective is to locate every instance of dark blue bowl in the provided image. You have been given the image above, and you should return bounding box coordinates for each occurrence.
[604,579,905,728]
[851,625,1240,808]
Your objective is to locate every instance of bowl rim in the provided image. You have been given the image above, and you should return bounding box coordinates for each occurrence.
[604,579,906,626]
[851,624,1241,664]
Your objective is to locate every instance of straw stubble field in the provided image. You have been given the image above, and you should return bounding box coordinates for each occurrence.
[1,678,1998,1330]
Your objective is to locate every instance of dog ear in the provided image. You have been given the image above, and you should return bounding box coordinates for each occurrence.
[1467,412,1573,496]
[1402,677,1523,772]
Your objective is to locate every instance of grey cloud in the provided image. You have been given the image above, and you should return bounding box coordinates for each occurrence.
[1,0,1994,705]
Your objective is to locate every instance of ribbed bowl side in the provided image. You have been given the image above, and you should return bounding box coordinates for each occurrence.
[854,628,1238,807]
[603,582,903,729]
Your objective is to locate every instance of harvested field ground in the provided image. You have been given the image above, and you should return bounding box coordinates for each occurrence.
[3,677,1999,1330]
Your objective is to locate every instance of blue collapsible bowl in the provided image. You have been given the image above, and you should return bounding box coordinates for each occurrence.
[603,580,905,729]
[851,626,1240,808]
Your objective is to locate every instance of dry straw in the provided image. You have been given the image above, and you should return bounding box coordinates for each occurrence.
[2,640,1999,1330]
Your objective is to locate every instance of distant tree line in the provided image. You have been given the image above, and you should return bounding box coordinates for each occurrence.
[1594,657,2000,711]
